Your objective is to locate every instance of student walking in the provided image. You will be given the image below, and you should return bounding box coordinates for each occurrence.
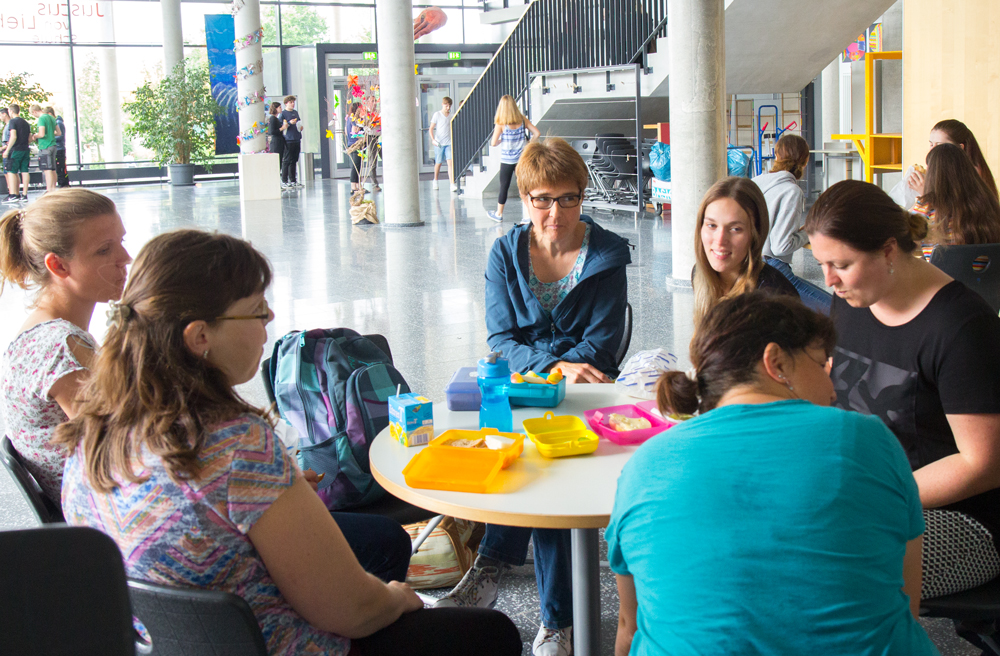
[429,97,456,192]
[280,95,303,189]
[487,95,539,222]
[30,104,57,193]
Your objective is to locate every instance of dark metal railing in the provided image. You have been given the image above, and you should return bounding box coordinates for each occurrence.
[452,0,668,184]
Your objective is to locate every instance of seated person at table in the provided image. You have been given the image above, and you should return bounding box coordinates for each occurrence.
[609,292,936,656]
[57,230,521,656]
[807,180,1000,600]
[693,177,797,326]
[0,189,131,503]
[752,133,833,313]
[484,137,632,384]
[437,138,631,656]
[913,142,1000,260]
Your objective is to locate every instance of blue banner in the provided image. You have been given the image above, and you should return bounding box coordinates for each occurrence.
[205,14,239,155]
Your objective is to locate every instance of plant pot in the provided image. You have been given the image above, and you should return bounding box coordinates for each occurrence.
[168,163,196,186]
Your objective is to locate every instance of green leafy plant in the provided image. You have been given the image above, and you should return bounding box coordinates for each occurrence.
[0,72,52,130]
[123,57,223,168]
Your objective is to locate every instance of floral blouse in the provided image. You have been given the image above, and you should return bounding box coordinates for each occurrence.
[529,222,591,313]
[1,319,95,502]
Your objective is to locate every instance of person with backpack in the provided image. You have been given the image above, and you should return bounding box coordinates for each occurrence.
[487,95,540,222]
[57,229,521,656]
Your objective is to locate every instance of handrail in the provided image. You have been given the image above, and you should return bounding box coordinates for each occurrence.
[451,0,668,184]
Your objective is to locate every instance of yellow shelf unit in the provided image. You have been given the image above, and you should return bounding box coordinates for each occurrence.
[832,51,903,182]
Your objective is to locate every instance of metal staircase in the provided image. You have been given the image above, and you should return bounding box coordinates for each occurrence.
[451,0,668,188]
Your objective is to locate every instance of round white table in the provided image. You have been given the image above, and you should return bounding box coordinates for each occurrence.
[370,385,645,656]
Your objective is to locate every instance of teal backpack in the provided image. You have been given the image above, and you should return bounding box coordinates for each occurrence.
[266,328,408,510]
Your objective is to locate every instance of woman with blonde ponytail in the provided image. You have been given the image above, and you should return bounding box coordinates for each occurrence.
[0,188,130,502]
[752,133,832,313]
[607,292,936,655]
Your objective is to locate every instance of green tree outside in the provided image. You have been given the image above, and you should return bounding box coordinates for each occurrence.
[261,5,329,46]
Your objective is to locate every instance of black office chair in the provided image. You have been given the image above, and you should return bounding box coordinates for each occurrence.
[921,577,1000,655]
[0,525,135,656]
[930,243,1000,312]
[1,435,65,524]
[615,303,634,368]
[129,579,268,656]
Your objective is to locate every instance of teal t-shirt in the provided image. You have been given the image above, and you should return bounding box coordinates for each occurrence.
[37,113,56,150]
[606,400,938,656]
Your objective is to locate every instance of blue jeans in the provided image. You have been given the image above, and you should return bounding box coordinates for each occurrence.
[434,144,452,164]
[765,257,833,315]
[478,524,573,629]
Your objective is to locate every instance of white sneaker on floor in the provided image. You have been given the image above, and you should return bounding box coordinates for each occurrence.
[432,181,440,190]
[533,625,572,656]
[432,564,508,610]
[450,183,459,192]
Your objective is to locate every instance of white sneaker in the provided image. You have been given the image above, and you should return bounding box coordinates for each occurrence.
[432,564,508,609]
[450,183,459,192]
[533,625,572,656]
[432,181,440,190]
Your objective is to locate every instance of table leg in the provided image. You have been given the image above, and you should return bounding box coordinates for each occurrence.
[571,527,600,656]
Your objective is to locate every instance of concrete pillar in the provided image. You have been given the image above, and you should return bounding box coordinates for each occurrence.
[668,0,726,282]
[376,0,423,226]
[161,0,184,74]
[821,59,839,144]
[234,0,266,154]
[99,48,123,166]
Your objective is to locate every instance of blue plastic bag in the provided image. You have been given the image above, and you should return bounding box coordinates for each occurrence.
[650,142,670,181]
[727,147,751,178]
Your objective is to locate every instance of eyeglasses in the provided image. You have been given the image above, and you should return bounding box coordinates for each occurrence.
[215,301,271,323]
[527,194,582,210]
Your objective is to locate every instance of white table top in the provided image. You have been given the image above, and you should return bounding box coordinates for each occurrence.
[369,385,645,529]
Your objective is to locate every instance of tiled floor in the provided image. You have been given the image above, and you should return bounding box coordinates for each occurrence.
[0,179,980,654]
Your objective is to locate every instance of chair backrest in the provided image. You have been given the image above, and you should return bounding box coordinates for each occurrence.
[0,525,135,656]
[615,303,633,367]
[1,435,65,524]
[930,243,1000,312]
[128,579,268,656]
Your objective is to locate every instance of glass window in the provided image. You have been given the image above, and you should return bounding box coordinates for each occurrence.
[462,9,509,44]
[326,6,374,43]
[279,4,336,46]
[0,0,70,43]
[109,2,166,45]
[260,3,280,47]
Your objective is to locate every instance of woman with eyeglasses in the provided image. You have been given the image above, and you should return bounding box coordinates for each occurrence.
[57,230,521,656]
[435,138,631,656]
[609,292,936,655]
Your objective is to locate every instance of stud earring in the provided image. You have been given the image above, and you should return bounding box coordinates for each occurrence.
[202,350,209,359]
[889,261,894,275]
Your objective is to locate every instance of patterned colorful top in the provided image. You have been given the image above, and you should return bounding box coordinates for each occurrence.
[499,122,529,164]
[1,319,96,502]
[528,223,591,313]
[62,415,351,656]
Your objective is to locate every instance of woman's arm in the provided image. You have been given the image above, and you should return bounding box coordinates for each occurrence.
[248,477,422,638]
[490,124,503,147]
[525,118,541,140]
[615,574,637,656]
[48,335,95,419]
[912,414,1000,508]
[767,187,810,258]
[903,536,923,619]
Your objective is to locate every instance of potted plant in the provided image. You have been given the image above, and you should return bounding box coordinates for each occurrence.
[123,57,223,186]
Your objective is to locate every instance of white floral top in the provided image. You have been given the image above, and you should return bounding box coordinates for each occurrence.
[1,319,95,502]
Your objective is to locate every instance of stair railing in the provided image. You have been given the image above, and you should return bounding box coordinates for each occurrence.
[451,0,668,186]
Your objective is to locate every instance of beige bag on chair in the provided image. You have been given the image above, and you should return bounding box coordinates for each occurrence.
[404,518,484,590]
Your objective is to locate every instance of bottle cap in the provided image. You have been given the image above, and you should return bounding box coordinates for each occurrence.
[478,352,510,379]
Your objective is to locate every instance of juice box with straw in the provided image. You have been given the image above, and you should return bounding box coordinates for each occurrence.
[389,393,434,446]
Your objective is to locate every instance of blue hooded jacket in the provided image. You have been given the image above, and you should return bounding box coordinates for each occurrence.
[485,216,631,378]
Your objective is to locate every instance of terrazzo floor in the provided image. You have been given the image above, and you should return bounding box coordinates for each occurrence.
[0,177,982,654]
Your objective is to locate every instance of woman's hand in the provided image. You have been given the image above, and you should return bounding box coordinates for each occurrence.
[906,168,925,196]
[302,469,325,492]
[387,581,424,613]
[549,361,613,384]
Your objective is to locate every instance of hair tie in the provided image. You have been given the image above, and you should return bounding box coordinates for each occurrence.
[685,367,698,383]
[106,301,133,329]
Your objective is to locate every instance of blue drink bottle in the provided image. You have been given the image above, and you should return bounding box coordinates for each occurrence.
[478,352,512,432]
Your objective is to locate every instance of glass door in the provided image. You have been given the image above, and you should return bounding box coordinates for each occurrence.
[418,81,454,173]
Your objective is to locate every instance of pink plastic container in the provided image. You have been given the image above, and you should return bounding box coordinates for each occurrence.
[584,403,675,445]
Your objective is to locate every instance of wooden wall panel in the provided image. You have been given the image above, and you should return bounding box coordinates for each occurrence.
[903,0,1000,190]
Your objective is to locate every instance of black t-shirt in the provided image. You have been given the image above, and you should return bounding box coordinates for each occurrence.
[8,116,29,151]
[268,115,282,138]
[280,110,301,141]
[832,281,1000,538]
